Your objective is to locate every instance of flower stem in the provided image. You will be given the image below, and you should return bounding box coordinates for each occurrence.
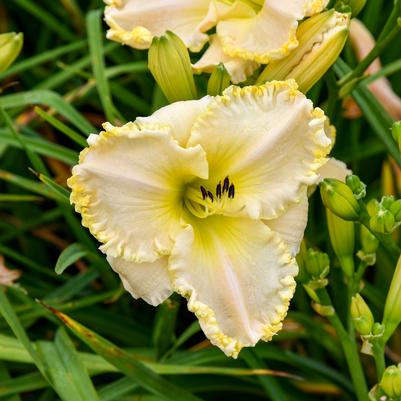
[372,341,386,382]
[317,288,369,401]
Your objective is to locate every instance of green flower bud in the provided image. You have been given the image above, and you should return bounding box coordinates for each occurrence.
[148,31,197,103]
[369,209,395,234]
[383,255,401,342]
[336,0,366,17]
[351,294,374,335]
[304,248,330,279]
[320,178,361,221]
[0,32,23,73]
[360,225,379,254]
[367,199,380,217]
[390,199,401,222]
[256,10,350,93]
[382,195,396,210]
[207,63,231,96]
[381,365,401,398]
[326,209,355,277]
[346,175,366,200]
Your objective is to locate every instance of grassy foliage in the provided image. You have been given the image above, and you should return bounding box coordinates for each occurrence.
[1,0,401,400]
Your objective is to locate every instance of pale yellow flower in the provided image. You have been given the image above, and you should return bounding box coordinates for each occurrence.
[68,80,332,357]
[104,0,329,83]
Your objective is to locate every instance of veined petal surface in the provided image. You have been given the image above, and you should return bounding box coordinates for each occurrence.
[193,34,259,84]
[67,122,208,262]
[107,255,172,306]
[136,97,212,147]
[265,186,309,256]
[188,81,332,220]
[169,215,297,357]
[104,0,215,51]
[216,0,329,63]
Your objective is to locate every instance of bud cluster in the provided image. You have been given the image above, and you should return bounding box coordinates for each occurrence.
[367,196,401,234]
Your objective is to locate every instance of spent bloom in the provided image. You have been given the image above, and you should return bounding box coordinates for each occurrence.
[68,80,333,357]
[104,0,330,83]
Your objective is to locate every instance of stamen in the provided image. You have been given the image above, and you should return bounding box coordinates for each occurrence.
[223,176,230,193]
[200,185,207,200]
[228,184,235,199]
[216,182,222,199]
[207,191,214,202]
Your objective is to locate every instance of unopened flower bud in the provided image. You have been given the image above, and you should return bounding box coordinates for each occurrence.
[360,225,379,254]
[256,10,350,93]
[351,294,374,335]
[346,175,366,200]
[326,209,355,276]
[320,178,360,221]
[369,208,395,234]
[382,195,395,210]
[0,32,23,73]
[148,31,197,103]
[338,0,367,17]
[207,63,231,96]
[383,255,401,342]
[304,248,330,279]
[381,365,401,398]
[390,199,401,222]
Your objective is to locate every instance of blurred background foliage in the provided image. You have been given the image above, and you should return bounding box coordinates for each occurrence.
[0,0,401,400]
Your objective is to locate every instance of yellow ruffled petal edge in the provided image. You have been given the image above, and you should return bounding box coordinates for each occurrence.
[169,227,298,358]
[104,14,153,50]
[219,0,329,64]
[67,121,173,258]
[189,80,333,220]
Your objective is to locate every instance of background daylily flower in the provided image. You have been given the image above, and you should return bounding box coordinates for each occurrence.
[104,0,330,83]
[68,80,333,357]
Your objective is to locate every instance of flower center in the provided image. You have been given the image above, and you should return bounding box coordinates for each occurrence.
[184,176,236,219]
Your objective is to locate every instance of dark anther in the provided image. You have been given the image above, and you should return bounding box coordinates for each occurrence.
[207,191,214,202]
[216,182,222,199]
[200,186,207,200]
[228,184,235,199]
[223,176,230,193]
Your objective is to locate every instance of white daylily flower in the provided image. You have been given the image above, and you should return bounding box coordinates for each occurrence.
[193,35,259,84]
[104,0,329,82]
[68,80,332,357]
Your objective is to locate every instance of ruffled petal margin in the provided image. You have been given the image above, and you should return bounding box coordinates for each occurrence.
[104,0,215,51]
[169,215,298,358]
[67,122,208,262]
[193,34,259,84]
[135,96,212,147]
[216,0,329,63]
[188,80,332,220]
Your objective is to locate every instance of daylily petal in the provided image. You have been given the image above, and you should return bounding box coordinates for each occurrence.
[104,0,215,51]
[188,81,332,220]
[169,215,297,357]
[217,0,329,63]
[265,187,308,256]
[319,158,351,182]
[107,255,172,306]
[136,97,212,147]
[193,34,259,84]
[67,122,208,262]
